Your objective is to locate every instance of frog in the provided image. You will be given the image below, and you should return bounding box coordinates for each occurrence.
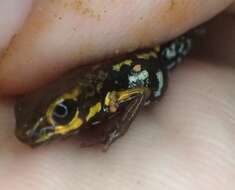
[14,35,192,150]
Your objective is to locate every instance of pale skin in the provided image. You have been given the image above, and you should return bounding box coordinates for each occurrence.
[0,0,235,189]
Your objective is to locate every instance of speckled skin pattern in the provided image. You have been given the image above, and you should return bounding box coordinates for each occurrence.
[14,35,192,149]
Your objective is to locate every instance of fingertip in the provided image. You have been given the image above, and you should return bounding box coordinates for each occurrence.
[0,0,234,96]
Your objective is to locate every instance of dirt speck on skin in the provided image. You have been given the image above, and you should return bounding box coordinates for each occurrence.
[0,35,17,61]
[62,0,102,20]
[70,0,83,11]
[169,0,177,11]
[53,13,63,20]
[0,47,11,62]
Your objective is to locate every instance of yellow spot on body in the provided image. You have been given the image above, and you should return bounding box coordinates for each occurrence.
[154,46,161,52]
[63,88,80,100]
[104,91,119,113]
[112,59,133,71]
[137,51,157,60]
[133,64,142,72]
[86,102,102,121]
[105,92,111,106]
[110,105,118,113]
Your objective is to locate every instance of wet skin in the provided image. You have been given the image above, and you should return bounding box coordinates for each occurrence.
[0,1,235,190]
[15,36,191,149]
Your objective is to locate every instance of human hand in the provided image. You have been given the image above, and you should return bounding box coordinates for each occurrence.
[0,1,235,189]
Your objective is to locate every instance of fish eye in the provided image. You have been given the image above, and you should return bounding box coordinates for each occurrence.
[52,99,78,125]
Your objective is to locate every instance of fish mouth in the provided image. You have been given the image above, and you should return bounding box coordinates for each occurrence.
[15,116,55,147]
[15,127,55,148]
[15,128,37,147]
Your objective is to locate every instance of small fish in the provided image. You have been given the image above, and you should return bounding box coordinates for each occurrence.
[14,35,192,150]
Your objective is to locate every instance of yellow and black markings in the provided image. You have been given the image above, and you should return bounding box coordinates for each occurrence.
[14,34,192,147]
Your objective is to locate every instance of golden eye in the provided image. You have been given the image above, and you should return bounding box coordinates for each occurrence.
[52,99,78,125]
